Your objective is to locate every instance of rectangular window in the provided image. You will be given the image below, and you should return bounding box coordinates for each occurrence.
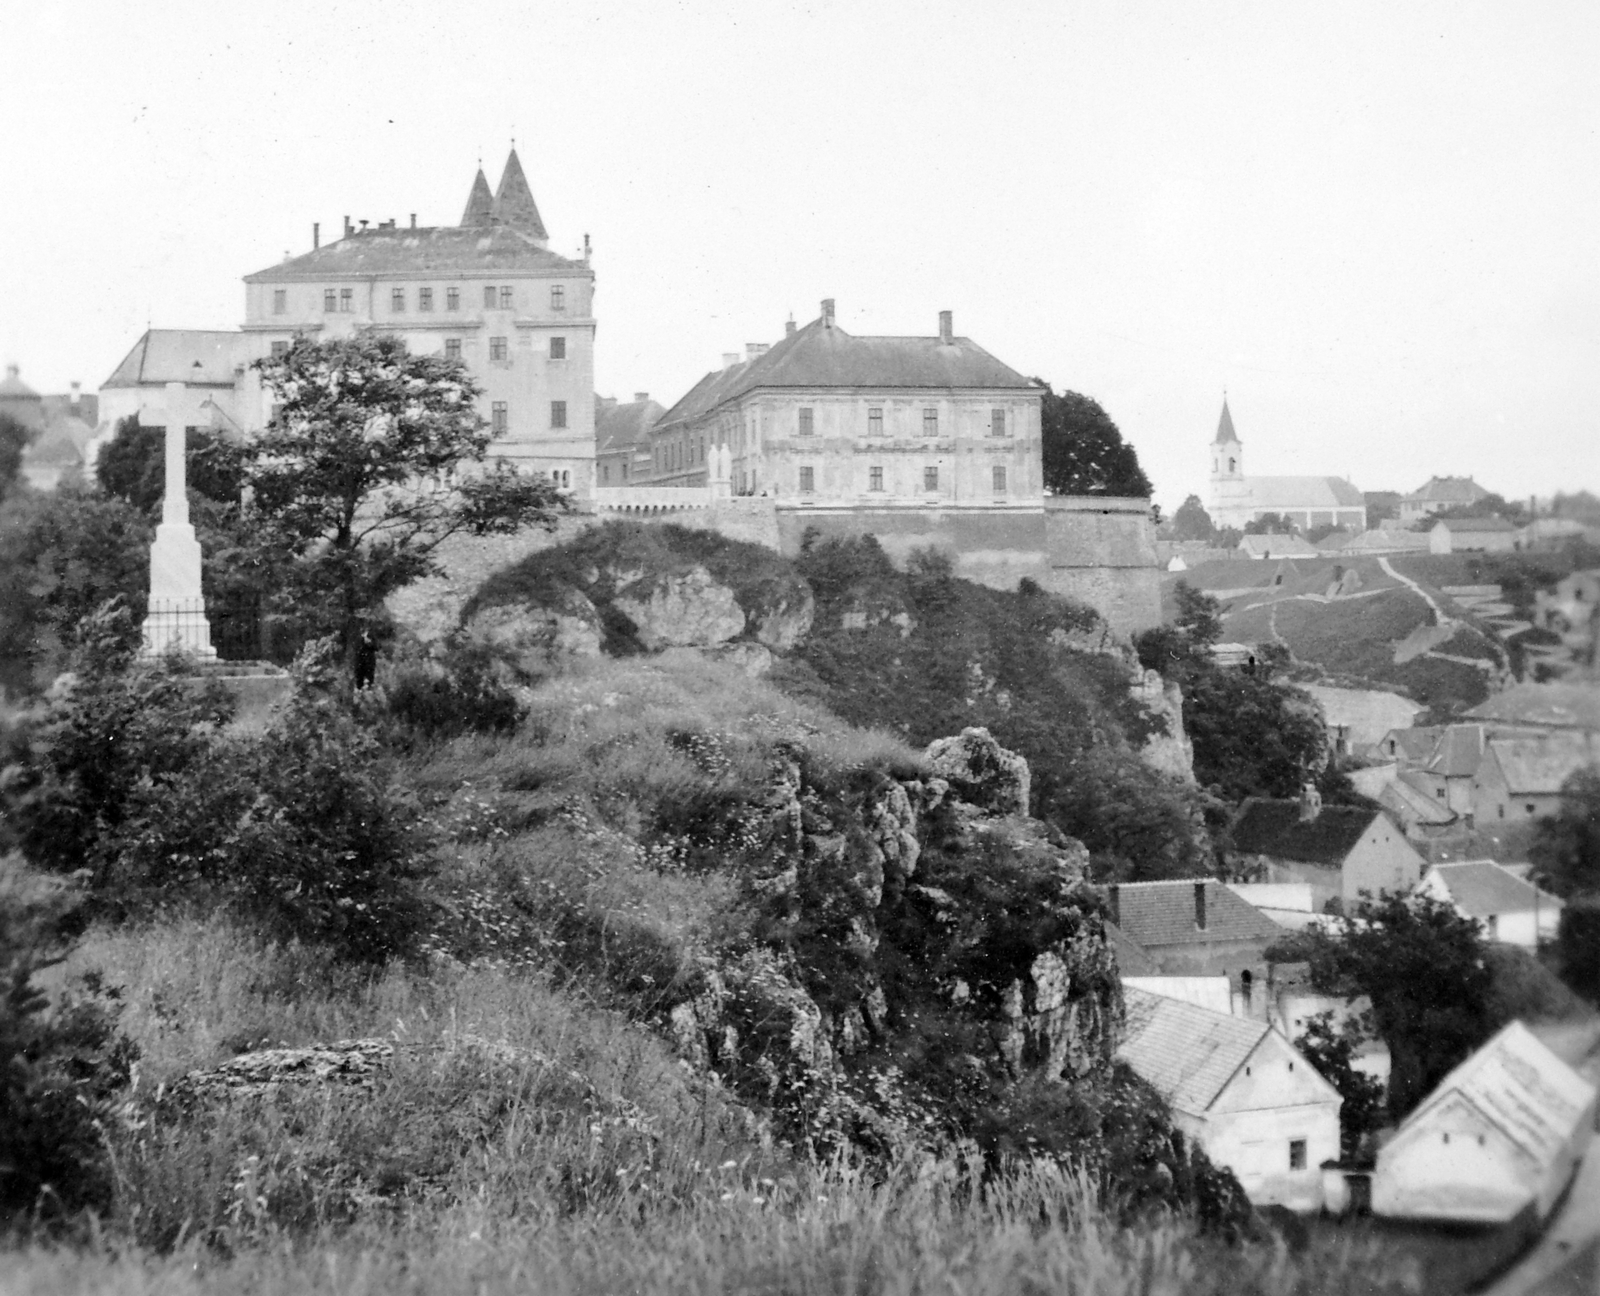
[991,408,1007,437]
[490,336,508,362]
[446,287,460,311]
[551,285,566,310]
[323,289,337,311]
[799,466,815,493]
[483,285,497,309]
[270,341,289,359]
[993,465,1008,494]
[500,286,513,310]
[867,407,884,437]
[1289,1140,1306,1171]
[869,466,884,492]
[391,288,405,312]
[273,289,287,315]
[549,336,566,360]
[491,402,508,434]
[798,407,814,437]
[339,287,353,312]
[551,400,568,429]
[923,408,938,437]
[444,339,462,361]
[419,287,433,311]
[602,463,610,483]
[924,466,939,491]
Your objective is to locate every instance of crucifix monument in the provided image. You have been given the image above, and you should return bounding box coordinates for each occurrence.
[138,380,217,659]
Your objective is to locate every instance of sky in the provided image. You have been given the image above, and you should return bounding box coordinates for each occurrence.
[2,0,1597,512]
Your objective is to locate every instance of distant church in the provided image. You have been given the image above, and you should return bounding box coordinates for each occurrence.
[1207,397,1365,532]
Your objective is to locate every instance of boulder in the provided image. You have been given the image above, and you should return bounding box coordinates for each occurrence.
[614,566,747,650]
[463,589,604,675]
[922,727,1031,817]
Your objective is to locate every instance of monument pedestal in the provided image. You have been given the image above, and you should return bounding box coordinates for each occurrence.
[137,383,218,661]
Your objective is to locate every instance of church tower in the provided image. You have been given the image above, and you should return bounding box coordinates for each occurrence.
[1207,396,1252,528]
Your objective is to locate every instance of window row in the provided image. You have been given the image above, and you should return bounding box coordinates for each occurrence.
[797,465,1008,494]
[290,284,570,316]
[655,435,707,475]
[487,401,567,435]
[794,406,1009,437]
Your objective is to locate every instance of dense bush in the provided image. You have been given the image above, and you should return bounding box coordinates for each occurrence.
[1557,896,1600,1003]
[383,643,525,738]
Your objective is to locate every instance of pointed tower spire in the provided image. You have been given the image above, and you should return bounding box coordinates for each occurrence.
[490,147,548,242]
[1214,394,1239,444]
[460,166,494,227]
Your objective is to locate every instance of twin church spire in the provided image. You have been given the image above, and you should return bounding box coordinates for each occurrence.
[460,148,548,243]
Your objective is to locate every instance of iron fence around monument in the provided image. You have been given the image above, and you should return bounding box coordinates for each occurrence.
[196,593,312,666]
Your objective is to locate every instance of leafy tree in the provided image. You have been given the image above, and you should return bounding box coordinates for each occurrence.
[0,412,31,502]
[1363,490,1401,529]
[1035,384,1152,498]
[1182,667,1329,801]
[1243,512,1296,536]
[1169,494,1216,542]
[1429,493,1529,526]
[248,334,564,669]
[94,414,243,514]
[1557,896,1600,1003]
[1530,768,1600,898]
[1282,892,1495,1119]
[1294,1011,1385,1160]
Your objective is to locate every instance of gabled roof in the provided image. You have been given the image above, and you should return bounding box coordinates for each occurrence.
[655,313,1036,429]
[1105,920,1159,975]
[1391,771,1458,824]
[1404,476,1490,506]
[101,329,245,389]
[1465,683,1600,731]
[460,167,494,226]
[596,395,666,456]
[245,224,585,282]
[1229,799,1383,868]
[1485,733,1599,795]
[1384,725,1446,761]
[1215,397,1239,444]
[1246,476,1366,509]
[1119,986,1273,1111]
[1423,724,1487,778]
[1239,533,1318,557]
[490,148,548,238]
[1394,1020,1594,1170]
[1110,879,1283,948]
[1423,861,1560,918]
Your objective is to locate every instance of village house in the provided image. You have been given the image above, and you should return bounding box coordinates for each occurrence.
[1372,1020,1596,1226]
[1428,516,1520,555]
[1206,398,1366,533]
[1118,987,1343,1211]
[1399,475,1492,525]
[1228,787,1425,909]
[1300,685,1425,759]
[1106,879,1283,1008]
[1470,731,1599,824]
[1348,762,1460,839]
[1414,861,1564,948]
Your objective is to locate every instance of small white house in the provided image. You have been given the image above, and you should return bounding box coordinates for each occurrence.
[1415,860,1564,948]
[1373,1021,1596,1225]
[1118,987,1342,1211]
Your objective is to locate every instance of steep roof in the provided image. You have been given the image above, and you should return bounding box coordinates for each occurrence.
[596,395,666,456]
[101,329,245,389]
[655,314,1036,429]
[1385,725,1446,761]
[1423,724,1488,778]
[1110,879,1283,948]
[1214,397,1239,444]
[1424,861,1559,918]
[490,148,548,238]
[1119,986,1272,1111]
[1404,476,1490,506]
[460,167,494,226]
[1384,773,1458,825]
[1246,476,1366,509]
[245,224,585,282]
[1466,683,1600,731]
[1486,733,1599,795]
[1229,799,1383,868]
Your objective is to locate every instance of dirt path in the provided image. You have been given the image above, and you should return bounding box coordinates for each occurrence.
[1379,556,1455,627]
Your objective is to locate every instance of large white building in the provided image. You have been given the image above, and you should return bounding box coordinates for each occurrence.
[1207,398,1366,533]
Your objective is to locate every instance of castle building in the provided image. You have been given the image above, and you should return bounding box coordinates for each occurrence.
[1206,398,1365,532]
[97,151,597,493]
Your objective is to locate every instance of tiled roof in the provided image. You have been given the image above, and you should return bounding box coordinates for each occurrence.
[1105,921,1159,975]
[1214,398,1238,444]
[101,329,245,389]
[1229,799,1381,868]
[1390,772,1458,824]
[1403,476,1490,506]
[1119,986,1270,1111]
[1385,726,1446,761]
[0,364,41,400]
[1424,725,1488,778]
[1238,533,1318,557]
[1486,733,1599,795]
[596,396,666,455]
[1466,683,1600,731]
[245,224,584,282]
[1424,861,1559,918]
[1247,476,1366,509]
[1110,879,1283,948]
[655,314,1035,429]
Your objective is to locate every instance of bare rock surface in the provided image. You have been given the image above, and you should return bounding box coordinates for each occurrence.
[463,590,604,672]
[922,726,1032,816]
[614,566,747,650]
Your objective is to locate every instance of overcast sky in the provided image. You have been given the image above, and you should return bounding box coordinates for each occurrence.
[3,0,1596,510]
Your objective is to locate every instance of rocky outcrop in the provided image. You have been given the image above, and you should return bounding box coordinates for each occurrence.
[463,590,604,674]
[922,727,1031,816]
[614,566,747,650]
[1131,667,1196,782]
[746,575,816,650]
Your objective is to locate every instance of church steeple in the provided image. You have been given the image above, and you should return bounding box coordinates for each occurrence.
[1211,395,1243,481]
[1214,394,1239,445]
[490,147,548,242]
[460,165,494,227]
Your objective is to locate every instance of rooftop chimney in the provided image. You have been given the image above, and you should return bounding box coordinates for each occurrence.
[785,318,797,337]
[69,381,80,408]
[1108,884,1120,928]
[359,219,369,232]
[722,352,740,370]
[939,310,953,344]
[1194,881,1208,931]
[410,213,416,229]
[1298,782,1323,823]
[313,222,320,249]
[344,216,352,236]
[633,392,649,403]
[821,298,835,326]
[746,342,770,361]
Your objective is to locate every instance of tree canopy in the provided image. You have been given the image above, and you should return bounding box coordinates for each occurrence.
[1531,768,1600,899]
[0,412,31,502]
[1035,385,1152,498]
[95,415,243,515]
[247,334,564,662]
[1169,494,1216,542]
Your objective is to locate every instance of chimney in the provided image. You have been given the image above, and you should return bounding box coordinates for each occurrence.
[359,219,369,232]
[313,222,320,249]
[785,317,797,337]
[939,310,953,344]
[1108,884,1120,928]
[633,392,649,403]
[69,381,80,408]
[722,352,740,370]
[1298,782,1323,823]
[746,342,769,361]
[1194,881,1208,931]
[821,298,835,326]
[344,215,352,236]
[410,213,416,229]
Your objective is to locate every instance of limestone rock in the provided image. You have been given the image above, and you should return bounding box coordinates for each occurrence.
[1131,667,1196,782]
[463,590,604,675]
[614,566,747,650]
[745,575,816,650]
[922,727,1031,817]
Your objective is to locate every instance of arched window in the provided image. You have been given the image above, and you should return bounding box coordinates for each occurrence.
[1229,458,1236,473]
[1240,969,1254,1005]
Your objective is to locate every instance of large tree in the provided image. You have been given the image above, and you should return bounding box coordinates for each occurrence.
[1169,494,1217,542]
[247,334,564,667]
[1035,384,1152,498]
[95,414,243,515]
[1530,768,1600,899]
